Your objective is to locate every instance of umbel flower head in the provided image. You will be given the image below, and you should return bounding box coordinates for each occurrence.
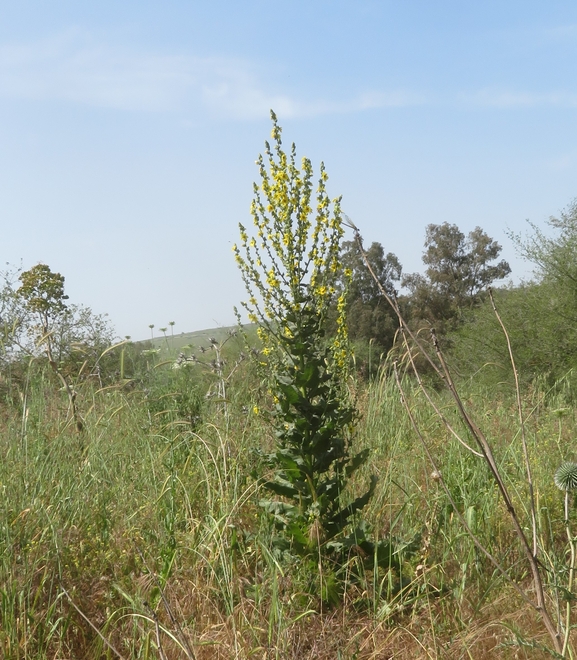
[554,462,577,491]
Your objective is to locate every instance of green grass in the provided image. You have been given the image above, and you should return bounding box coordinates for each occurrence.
[1,351,576,659]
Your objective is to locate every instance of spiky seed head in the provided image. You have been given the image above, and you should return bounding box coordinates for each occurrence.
[554,462,577,491]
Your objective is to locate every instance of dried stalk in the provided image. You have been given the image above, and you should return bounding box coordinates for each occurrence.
[393,362,535,608]
[488,287,538,556]
[345,217,563,655]
[41,328,83,432]
[562,490,576,657]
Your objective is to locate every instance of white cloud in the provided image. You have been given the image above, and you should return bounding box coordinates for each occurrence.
[0,31,421,119]
[462,88,577,108]
[0,31,207,112]
[2,32,576,119]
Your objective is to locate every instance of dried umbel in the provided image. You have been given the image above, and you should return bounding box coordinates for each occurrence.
[554,462,577,492]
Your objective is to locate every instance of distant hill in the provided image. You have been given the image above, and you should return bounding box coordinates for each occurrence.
[137,324,257,356]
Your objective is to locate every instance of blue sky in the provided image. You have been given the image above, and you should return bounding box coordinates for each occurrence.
[2,1,577,339]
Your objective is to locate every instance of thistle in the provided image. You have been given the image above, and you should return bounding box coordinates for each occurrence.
[554,462,577,492]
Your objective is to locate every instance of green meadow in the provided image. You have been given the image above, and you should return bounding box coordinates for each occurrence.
[1,343,576,659]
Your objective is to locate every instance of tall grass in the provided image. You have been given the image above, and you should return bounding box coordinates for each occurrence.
[0,353,575,658]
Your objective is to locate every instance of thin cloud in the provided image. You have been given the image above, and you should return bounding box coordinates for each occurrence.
[0,31,421,119]
[0,32,205,112]
[462,88,577,108]
[541,23,577,42]
[486,22,577,50]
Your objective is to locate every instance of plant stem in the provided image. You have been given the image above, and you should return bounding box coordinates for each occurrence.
[563,490,576,657]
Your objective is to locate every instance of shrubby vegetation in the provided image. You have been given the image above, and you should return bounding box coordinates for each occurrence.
[448,202,577,392]
[3,120,577,658]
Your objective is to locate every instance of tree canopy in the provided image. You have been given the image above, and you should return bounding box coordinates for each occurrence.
[403,222,511,331]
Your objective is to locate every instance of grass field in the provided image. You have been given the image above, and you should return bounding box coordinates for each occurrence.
[1,332,576,659]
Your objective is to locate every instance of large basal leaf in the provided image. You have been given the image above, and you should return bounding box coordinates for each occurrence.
[264,478,303,498]
[345,448,370,477]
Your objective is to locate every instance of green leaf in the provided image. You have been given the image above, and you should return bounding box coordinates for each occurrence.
[346,449,370,477]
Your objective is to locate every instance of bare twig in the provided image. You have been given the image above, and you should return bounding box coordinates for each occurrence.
[137,547,198,660]
[61,587,128,660]
[562,491,576,657]
[152,610,169,660]
[399,335,483,458]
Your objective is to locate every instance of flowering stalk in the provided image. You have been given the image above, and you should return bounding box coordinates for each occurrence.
[233,111,350,371]
[234,113,375,574]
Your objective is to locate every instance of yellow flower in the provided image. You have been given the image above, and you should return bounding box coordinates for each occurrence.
[253,406,259,415]
[267,269,279,288]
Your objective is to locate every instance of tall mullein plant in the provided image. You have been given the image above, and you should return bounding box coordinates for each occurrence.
[234,112,375,558]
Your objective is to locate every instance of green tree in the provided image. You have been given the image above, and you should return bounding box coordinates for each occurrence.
[16,264,116,430]
[17,264,85,430]
[335,240,402,372]
[513,200,577,305]
[486,200,577,383]
[15,264,115,376]
[403,222,511,331]
[450,282,577,389]
[0,264,26,365]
